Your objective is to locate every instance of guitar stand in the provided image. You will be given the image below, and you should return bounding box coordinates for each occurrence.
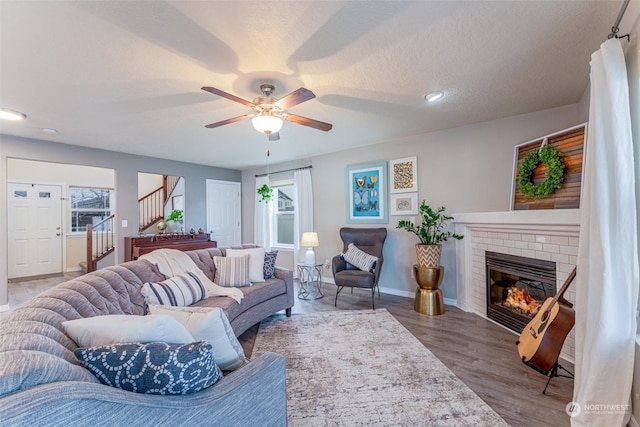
[543,363,574,395]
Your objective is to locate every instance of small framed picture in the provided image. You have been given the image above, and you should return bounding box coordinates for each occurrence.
[389,156,418,193]
[391,193,418,215]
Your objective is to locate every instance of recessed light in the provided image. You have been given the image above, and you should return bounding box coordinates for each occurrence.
[42,128,58,134]
[425,91,444,103]
[0,108,27,121]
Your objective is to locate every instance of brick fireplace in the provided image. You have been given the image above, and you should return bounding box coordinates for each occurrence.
[453,209,580,362]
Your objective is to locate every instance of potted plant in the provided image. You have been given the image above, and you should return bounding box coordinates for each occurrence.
[257,184,274,203]
[166,209,184,233]
[396,201,463,268]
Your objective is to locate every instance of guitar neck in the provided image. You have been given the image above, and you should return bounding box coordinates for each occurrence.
[549,267,576,307]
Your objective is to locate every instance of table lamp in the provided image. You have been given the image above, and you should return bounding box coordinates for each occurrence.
[301,232,319,265]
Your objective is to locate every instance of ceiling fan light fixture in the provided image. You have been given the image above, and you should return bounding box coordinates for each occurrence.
[252,114,283,135]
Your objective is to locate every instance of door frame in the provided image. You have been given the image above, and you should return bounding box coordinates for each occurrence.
[7,180,66,278]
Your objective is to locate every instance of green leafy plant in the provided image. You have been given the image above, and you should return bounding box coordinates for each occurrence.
[517,145,565,199]
[167,209,183,221]
[257,184,274,203]
[396,201,463,245]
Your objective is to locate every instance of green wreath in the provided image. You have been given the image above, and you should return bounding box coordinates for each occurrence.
[517,145,565,199]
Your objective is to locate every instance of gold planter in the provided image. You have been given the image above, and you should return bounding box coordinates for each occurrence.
[413,265,445,315]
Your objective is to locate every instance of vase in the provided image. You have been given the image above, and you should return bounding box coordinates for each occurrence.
[167,220,183,233]
[415,244,442,268]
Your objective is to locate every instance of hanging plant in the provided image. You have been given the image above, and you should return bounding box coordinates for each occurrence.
[517,145,565,199]
[257,184,274,203]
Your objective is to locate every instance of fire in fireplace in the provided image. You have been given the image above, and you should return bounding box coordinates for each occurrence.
[486,251,556,333]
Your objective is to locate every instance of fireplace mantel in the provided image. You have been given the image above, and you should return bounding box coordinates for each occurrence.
[452,209,581,362]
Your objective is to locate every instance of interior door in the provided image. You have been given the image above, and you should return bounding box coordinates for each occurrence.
[8,182,63,278]
[206,180,241,248]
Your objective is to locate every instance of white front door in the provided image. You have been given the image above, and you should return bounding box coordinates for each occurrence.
[206,180,241,248]
[8,182,63,278]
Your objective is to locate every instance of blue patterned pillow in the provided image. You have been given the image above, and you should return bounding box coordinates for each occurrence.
[263,250,278,279]
[74,341,222,395]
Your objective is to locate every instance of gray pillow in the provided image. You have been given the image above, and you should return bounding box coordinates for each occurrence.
[74,341,222,395]
[342,243,377,272]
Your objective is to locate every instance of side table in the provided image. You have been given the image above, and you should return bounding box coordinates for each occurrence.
[296,263,324,300]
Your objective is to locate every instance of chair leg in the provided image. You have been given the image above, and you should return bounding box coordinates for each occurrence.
[371,287,375,310]
[335,286,343,307]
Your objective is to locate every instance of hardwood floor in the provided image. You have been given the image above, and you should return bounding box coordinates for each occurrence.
[240,284,574,427]
[5,276,573,426]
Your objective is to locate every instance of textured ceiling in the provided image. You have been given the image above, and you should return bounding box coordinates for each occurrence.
[0,1,637,170]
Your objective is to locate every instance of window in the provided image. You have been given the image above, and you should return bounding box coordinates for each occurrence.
[70,187,114,233]
[272,184,295,247]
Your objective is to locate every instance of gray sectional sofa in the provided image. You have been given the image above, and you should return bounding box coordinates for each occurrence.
[0,246,293,426]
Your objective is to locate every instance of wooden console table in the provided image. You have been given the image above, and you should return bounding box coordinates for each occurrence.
[125,233,217,261]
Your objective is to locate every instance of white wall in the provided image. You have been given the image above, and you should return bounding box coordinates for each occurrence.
[243,103,582,300]
[137,172,163,198]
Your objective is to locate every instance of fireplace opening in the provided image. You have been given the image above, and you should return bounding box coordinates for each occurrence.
[486,251,556,333]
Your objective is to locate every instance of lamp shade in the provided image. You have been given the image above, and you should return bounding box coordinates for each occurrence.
[301,232,319,248]
[251,114,283,134]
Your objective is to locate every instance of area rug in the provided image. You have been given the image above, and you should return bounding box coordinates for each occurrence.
[252,309,508,426]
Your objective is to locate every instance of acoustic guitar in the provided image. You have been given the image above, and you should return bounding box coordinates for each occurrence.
[516,267,576,375]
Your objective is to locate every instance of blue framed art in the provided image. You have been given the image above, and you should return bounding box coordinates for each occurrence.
[345,161,388,224]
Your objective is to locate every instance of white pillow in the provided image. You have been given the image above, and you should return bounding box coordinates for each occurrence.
[141,272,207,307]
[148,305,247,371]
[62,314,195,348]
[226,247,266,283]
[343,243,378,272]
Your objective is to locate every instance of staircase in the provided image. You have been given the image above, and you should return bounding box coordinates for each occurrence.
[139,175,180,232]
[81,214,115,273]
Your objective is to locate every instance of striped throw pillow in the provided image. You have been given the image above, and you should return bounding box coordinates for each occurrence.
[214,254,251,287]
[141,272,206,307]
[342,243,378,272]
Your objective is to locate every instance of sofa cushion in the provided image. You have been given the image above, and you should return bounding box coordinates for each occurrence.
[148,305,247,371]
[226,247,266,283]
[74,341,221,395]
[62,314,195,348]
[141,272,206,307]
[263,250,278,279]
[214,254,251,287]
[342,243,377,272]
[191,278,286,321]
[334,269,375,288]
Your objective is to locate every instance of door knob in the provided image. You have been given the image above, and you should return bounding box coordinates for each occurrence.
[56,233,61,236]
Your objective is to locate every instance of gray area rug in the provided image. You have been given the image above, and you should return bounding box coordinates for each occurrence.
[252,309,508,426]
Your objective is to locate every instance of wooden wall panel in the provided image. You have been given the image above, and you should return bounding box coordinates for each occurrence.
[512,125,585,210]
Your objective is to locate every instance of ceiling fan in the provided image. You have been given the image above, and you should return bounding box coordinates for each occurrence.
[201,84,332,141]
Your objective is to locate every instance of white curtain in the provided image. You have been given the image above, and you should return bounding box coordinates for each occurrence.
[572,39,638,427]
[293,169,314,264]
[254,176,272,249]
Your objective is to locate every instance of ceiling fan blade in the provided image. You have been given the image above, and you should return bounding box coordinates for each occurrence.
[201,86,255,107]
[268,132,280,141]
[284,114,333,132]
[274,87,315,109]
[204,115,251,129]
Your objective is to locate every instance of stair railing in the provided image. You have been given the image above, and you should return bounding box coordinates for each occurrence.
[86,214,115,273]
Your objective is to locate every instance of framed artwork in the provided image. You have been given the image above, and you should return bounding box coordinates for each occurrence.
[390,193,418,215]
[345,161,388,224]
[389,156,418,193]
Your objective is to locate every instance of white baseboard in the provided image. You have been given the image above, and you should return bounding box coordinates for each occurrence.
[65,267,82,273]
[0,304,10,313]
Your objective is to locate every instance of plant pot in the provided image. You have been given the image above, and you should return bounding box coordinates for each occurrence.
[167,220,183,233]
[415,244,442,268]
